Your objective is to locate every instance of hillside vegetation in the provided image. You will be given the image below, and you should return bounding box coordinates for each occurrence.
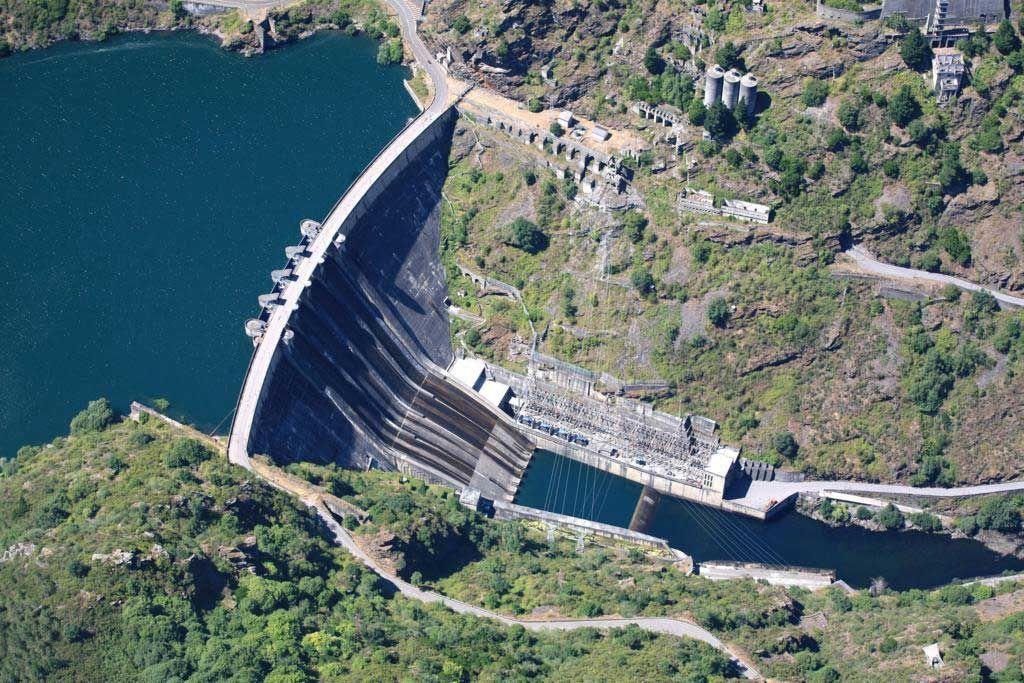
[430,0,1024,486]
[286,459,1024,681]
[0,400,739,681]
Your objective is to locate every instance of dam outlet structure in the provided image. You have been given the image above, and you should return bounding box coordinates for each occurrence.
[229,107,533,503]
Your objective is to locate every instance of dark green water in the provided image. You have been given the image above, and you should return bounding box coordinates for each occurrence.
[516,450,1024,589]
[0,32,418,457]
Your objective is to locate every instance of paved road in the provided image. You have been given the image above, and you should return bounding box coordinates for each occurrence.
[845,245,1024,309]
[241,454,760,678]
[307,498,762,679]
[745,477,1024,505]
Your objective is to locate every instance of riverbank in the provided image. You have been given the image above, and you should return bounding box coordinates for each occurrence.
[797,491,1024,560]
[516,450,1024,589]
[0,30,418,458]
[0,0,403,60]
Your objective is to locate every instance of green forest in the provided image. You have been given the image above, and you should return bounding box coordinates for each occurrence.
[0,403,736,682]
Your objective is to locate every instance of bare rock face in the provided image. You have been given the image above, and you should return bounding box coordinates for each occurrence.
[91,549,136,567]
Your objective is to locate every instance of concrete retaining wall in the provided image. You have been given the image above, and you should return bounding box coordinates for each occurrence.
[699,561,835,589]
[493,500,680,552]
[239,108,533,502]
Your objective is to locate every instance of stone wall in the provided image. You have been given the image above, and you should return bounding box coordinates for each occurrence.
[698,561,836,588]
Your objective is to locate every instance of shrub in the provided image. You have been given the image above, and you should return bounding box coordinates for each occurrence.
[703,101,737,140]
[504,217,548,254]
[549,121,564,136]
[939,227,972,266]
[856,506,873,520]
[714,41,741,69]
[875,504,905,530]
[129,430,154,448]
[957,515,979,535]
[916,251,941,273]
[994,20,1021,55]
[707,298,730,327]
[451,15,471,34]
[70,399,116,435]
[888,86,921,127]
[376,39,403,65]
[527,98,543,113]
[837,100,861,130]
[772,432,799,459]
[644,46,665,75]
[976,497,1022,532]
[621,210,648,243]
[630,266,655,296]
[879,636,898,653]
[802,79,829,107]
[826,128,848,151]
[687,99,706,126]
[909,512,943,532]
[169,0,187,19]
[164,439,214,468]
[692,240,712,264]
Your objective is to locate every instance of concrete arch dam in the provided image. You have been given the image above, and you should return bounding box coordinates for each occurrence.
[229,108,533,502]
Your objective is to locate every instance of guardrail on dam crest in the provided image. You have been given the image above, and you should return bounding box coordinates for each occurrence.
[229,107,533,502]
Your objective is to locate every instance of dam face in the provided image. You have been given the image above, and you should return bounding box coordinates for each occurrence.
[241,110,532,501]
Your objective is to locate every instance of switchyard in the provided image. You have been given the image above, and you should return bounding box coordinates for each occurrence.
[454,353,789,519]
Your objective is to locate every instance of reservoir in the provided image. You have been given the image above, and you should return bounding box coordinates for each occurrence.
[516,450,1024,590]
[0,31,418,457]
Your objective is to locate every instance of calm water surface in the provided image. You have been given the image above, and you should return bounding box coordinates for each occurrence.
[516,450,1024,589]
[0,32,417,456]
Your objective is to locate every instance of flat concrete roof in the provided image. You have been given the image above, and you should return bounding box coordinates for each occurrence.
[450,357,486,390]
[706,446,739,477]
[479,380,511,407]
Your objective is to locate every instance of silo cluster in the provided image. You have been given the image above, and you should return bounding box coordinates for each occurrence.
[703,64,759,118]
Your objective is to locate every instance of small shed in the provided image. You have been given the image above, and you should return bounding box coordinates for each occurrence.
[557,110,576,128]
[590,125,610,142]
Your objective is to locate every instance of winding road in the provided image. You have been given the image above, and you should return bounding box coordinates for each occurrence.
[308,499,762,679]
[843,245,1024,309]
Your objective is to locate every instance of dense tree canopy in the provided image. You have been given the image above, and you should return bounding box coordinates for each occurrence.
[900,28,932,70]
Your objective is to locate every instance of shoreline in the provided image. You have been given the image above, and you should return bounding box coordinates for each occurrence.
[794,493,1024,560]
[0,14,424,109]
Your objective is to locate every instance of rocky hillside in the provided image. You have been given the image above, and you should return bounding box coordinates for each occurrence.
[440,107,1024,486]
[426,0,1024,484]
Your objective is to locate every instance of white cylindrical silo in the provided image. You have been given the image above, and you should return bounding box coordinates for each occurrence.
[703,64,725,108]
[722,69,741,110]
[739,73,758,118]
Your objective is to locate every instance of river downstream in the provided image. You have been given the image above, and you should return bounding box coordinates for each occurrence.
[0,31,417,457]
[516,450,1024,590]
